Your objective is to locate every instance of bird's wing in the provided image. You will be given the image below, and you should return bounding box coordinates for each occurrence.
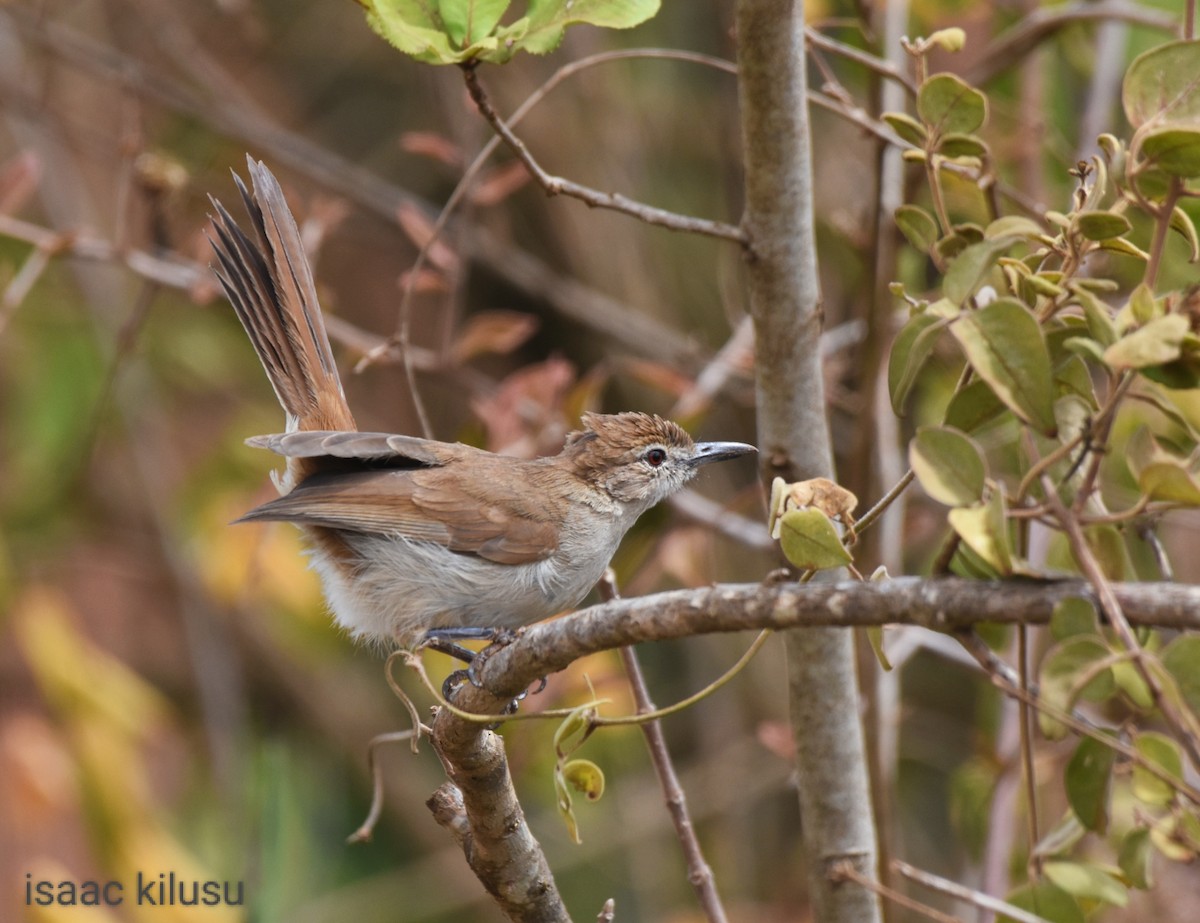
[245,430,461,467]
[236,462,562,566]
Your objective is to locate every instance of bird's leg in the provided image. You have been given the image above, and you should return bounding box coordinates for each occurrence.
[420,626,521,699]
[420,626,549,709]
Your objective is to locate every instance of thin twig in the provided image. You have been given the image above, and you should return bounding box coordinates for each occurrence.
[893,860,1053,923]
[830,861,963,923]
[9,11,706,368]
[605,571,730,923]
[805,27,917,95]
[1016,624,1041,872]
[1041,467,1200,770]
[855,469,916,538]
[460,64,748,246]
[956,629,1200,807]
[346,729,422,845]
[0,239,54,334]
[967,0,1178,85]
[359,47,739,402]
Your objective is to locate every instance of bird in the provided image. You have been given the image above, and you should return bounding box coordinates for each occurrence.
[207,157,757,659]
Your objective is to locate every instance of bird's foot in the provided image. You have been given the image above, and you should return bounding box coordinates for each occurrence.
[423,626,533,717]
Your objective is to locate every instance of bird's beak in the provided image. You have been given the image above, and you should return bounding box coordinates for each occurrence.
[689,441,758,467]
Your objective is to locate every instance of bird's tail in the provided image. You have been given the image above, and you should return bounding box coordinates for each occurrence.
[208,157,355,437]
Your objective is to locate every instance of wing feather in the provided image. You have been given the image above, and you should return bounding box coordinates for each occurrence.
[237,460,563,565]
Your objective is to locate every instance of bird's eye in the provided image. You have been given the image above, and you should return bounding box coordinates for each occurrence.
[644,447,668,467]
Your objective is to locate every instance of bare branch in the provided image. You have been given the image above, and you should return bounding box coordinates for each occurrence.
[468,577,1200,702]
[967,0,1177,85]
[461,64,748,246]
[429,706,570,923]
[620,646,729,923]
[892,860,1054,923]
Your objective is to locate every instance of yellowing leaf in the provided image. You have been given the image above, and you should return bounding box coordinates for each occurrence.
[1131,731,1183,806]
[909,426,987,506]
[947,491,1012,575]
[1043,860,1128,907]
[1104,314,1188,369]
[562,758,605,801]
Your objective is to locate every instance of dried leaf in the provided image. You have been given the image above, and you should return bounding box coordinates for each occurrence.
[469,160,531,206]
[451,310,539,363]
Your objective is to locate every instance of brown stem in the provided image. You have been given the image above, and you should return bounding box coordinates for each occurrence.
[619,646,730,923]
[1039,466,1200,770]
[460,64,747,246]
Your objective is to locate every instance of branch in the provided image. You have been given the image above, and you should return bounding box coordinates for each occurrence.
[466,578,1200,700]
[461,64,748,245]
[8,9,706,370]
[428,709,570,923]
[620,646,729,923]
[967,0,1177,85]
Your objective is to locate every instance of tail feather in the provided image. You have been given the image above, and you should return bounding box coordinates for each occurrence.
[208,157,355,435]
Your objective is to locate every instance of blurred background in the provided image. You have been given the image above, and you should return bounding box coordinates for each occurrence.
[1,1,1198,921]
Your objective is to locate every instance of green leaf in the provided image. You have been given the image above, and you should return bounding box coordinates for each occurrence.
[944,238,1017,304]
[1043,860,1128,907]
[1113,660,1154,711]
[883,111,927,146]
[943,379,1007,432]
[1039,636,1116,739]
[1084,524,1130,581]
[1065,736,1116,833]
[917,73,988,136]
[1142,127,1200,177]
[909,426,987,506]
[888,313,947,414]
[1103,314,1188,369]
[1000,881,1084,923]
[1122,283,1160,327]
[1024,272,1065,298]
[1122,39,1200,128]
[938,132,988,158]
[554,765,582,843]
[948,491,1012,575]
[520,0,661,55]
[985,215,1045,240]
[776,508,853,571]
[1118,828,1154,890]
[1050,597,1098,640]
[439,0,510,46]
[894,204,939,252]
[1127,426,1200,504]
[1097,236,1150,261]
[950,299,1058,436]
[1170,205,1200,261]
[1075,211,1132,241]
[1055,354,1097,406]
[360,1,460,64]
[1068,285,1117,347]
[1162,635,1200,716]
[1063,336,1106,364]
[553,702,595,757]
[1131,731,1183,806]
[866,626,892,671]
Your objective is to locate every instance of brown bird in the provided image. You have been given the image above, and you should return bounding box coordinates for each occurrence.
[208,158,756,657]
